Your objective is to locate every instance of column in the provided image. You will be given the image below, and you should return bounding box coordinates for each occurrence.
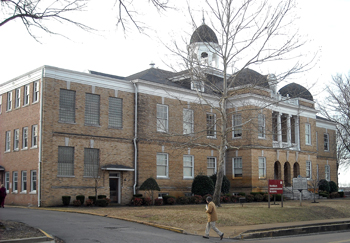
[287,114,292,147]
[295,116,300,150]
[277,112,282,148]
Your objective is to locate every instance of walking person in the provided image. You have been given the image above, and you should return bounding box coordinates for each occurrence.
[0,184,7,208]
[203,196,224,240]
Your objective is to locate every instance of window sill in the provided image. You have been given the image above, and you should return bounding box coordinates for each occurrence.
[12,191,18,194]
[232,136,242,139]
[58,121,76,124]
[259,177,266,180]
[13,149,19,152]
[23,104,29,107]
[108,126,123,130]
[258,137,266,140]
[84,124,101,127]
[32,101,39,105]
[29,191,37,195]
[4,150,10,153]
[183,177,194,180]
[30,146,38,149]
[57,175,75,178]
[22,148,28,151]
[233,177,243,179]
[207,136,217,139]
[156,177,169,180]
[20,191,27,194]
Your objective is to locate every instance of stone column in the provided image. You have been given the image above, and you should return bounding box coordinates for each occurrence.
[277,112,282,147]
[287,114,292,147]
[295,116,300,150]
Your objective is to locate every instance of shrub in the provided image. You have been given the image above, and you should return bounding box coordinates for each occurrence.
[263,194,269,202]
[104,198,111,205]
[167,197,176,205]
[95,199,107,207]
[191,175,214,196]
[319,179,330,192]
[330,192,339,199]
[76,195,85,205]
[339,191,345,198]
[245,194,254,202]
[163,195,176,205]
[62,196,71,206]
[254,194,264,202]
[319,191,329,198]
[73,199,81,206]
[139,177,160,203]
[88,196,96,205]
[154,198,163,206]
[194,195,203,204]
[143,197,152,206]
[133,197,143,206]
[230,195,238,203]
[177,197,189,205]
[222,195,230,203]
[85,199,94,207]
[209,174,230,194]
[133,194,143,198]
[329,181,338,193]
[98,195,107,199]
[188,196,196,204]
[237,192,246,196]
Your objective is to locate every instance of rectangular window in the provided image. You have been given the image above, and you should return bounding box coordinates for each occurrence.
[183,109,194,134]
[324,133,329,151]
[13,129,19,151]
[325,165,330,181]
[7,91,12,111]
[59,89,76,123]
[84,148,99,177]
[13,171,18,192]
[206,113,216,138]
[22,127,28,149]
[5,172,9,191]
[58,146,75,176]
[183,155,194,179]
[157,104,168,132]
[31,125,38,147]
[232,114,242,138]
[207,157,216,176]
[15,88,21,108]
[233,157,243,177]
[23,85,30,106]
[33,81,39,103]
[5,131,11,151]
[191,81,204,92]
[306,161,312,179]
[157,153,168,178]
[305,123,311,145]
[259,157,266,179]
[21,171,27,192]
[258,114,265,138]
[85,93,100,126]
[108,97,123,128]
[31,170,37,192]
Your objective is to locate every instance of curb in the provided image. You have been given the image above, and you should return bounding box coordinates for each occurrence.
[0,229,54,243]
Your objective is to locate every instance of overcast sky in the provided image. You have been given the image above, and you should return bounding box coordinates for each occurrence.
[1,0,349,183]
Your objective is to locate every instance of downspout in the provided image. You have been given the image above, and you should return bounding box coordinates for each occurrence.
[38,67,44,207]
[131,81,138,195]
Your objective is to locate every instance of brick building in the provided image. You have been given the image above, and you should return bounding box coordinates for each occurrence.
[0,23,337,206]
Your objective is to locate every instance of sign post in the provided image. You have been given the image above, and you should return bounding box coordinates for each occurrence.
[293,177,308,206]
[268,180,283,208]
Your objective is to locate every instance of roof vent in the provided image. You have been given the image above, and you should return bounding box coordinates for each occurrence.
[149,62,155,68]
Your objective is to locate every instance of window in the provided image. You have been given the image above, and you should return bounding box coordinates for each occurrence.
[13,171,18,192]
[15,88,21,108]
[108,97,123,128]
[191,81,204,92]
[0,95,2,114]
[206,113,216,138]
[5,131,11,151]
[306,161,312,179]
[58,146,75,176]
[233,157,243,177]
[7,91,12,111]
[33,81,39,103]
[232,114,242,138]
[31,125,38,147]
[22,127,28,149]
[21,171,27,192]
[85,93,100,126]
[258,114,265,138]
[183,109,194,134]
[59,89,76,123]
[305,123,311,145]
[13,129,19,151]
[183,155,194,179]
[324,133,329,151]
[5,172,9,191]
[207,157,216,176]
[325,165,330,181]
[30,170,37,192]
[157,104,168,132]
[259,157,266,179]
[23,85,29,106]
[157,153,168,178]
[84,148,99,177]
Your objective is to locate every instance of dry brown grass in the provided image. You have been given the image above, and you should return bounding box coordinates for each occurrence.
[45,198,350,236]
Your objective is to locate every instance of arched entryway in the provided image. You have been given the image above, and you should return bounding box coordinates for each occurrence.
[284,162,291,187]
[274,161,281,180]
[293,162,300,178]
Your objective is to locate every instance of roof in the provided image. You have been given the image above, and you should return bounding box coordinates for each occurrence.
[190,24,219,44]
[278,83,313,101]
[89,70,125,80]
[229,68,270,89]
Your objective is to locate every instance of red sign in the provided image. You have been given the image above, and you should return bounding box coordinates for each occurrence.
[268,180,283,194]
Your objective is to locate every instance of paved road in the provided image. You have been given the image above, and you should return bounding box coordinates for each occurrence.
[0,207,230,243]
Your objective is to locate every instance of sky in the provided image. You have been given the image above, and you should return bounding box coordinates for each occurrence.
[1,0,350,185]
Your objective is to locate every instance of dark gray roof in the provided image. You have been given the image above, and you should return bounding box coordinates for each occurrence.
[89,70,125,80]
[190,24,218,44]
[229,68,270,89]
[0,165,4,171]
[278,83,313,101]
[316,115,332,122]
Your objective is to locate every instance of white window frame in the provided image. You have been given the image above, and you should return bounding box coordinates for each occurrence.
[15,88,21,108]
[258,157,266,179]
[325,165,330,181]
[232,114,242,138]
[22,127,28,149]
[13,171,18,193]
[324,133,329,151]
[191,81,205,92]
[23,84,30,106]
[156,153,169,179]
[21,171,27,193]
[7,91,12,111]
[183,108,194,134]
[258,114,265,138]
[157,104,168,133]
[31,125,38,148]
[183,155,194,179]
[306,161,312,179]
[13,129,19,151]
[5,172,10,191]
[30,170,37,193]
[207,157,217,176]
[5,130,11,152]
[233,157,243,178]
[206,113,216,138]
[33,81,39,103]
[305,123,311,145]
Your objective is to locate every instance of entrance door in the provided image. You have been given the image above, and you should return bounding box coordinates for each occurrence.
[109,172,120,203]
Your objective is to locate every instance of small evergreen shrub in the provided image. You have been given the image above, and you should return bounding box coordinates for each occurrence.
[76,195,85,205]
[154,198,163,206]
[143,197,152,206]
[245,194,254,202]
[98,195,107,199]
[133,197,143,206]
[133,194,143,198]
[95,199,107,207]
[194,195,202,204]
[237,192,246,196]
[167,197,176,205]
[85,199,94,207]
[263,194,269,202]
[330,192,339,199]
[254,194,264,202]
[339,191,345,198]
[329,181,338,193]
[188,196,196,204]
[62,196,71,206]
[210,174,231,194]
[230,195,238,203]
[163,195,176,205]
[88,196,96,205]
[222,195,230,203]
[319,191,329,198]
[319,179,330,192]
[177,197,189,205]
[73,199,81,206]
[191,175,214,196]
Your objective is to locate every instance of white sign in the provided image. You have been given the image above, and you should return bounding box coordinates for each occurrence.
[293,178,308,190]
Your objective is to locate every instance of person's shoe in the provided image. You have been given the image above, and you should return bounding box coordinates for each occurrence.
[203,236,209,239]
[220,233,224,240]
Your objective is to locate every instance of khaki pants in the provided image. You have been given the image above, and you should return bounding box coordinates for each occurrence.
[205,221,223,237]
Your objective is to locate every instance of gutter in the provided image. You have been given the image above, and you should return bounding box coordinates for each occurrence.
[131,81,138,195]
[38,67,44,207]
